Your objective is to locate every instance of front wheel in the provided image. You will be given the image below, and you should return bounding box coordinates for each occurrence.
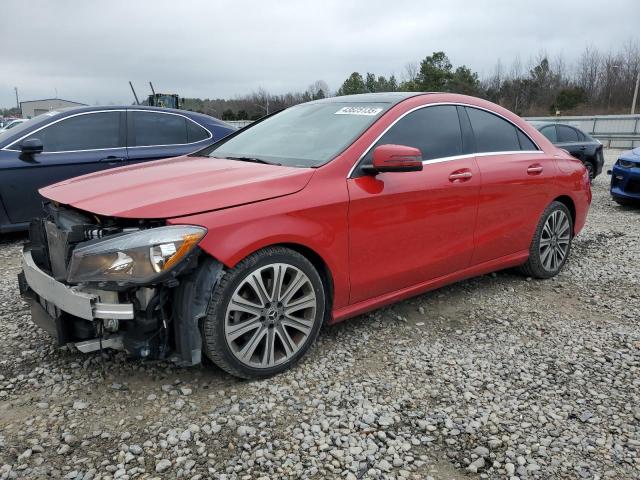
[202,247,325,379]
[519,201,573,279]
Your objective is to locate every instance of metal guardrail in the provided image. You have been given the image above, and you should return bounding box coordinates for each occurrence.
[526,114,640,149]
[225,120,254,129]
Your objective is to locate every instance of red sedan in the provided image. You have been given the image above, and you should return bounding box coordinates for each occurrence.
[20,92,591,378]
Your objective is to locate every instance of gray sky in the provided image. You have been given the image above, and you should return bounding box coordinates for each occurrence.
[1,0,638,109]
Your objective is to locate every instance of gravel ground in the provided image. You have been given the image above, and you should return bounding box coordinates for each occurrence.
[0,150,638,480]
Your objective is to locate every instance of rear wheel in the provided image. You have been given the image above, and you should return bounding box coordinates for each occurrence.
[519,201,573,279]
[202,247,325,379]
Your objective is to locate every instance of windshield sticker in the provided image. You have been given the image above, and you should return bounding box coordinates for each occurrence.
[334,106,383,116]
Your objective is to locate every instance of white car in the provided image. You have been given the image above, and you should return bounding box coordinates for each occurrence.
[0,118,28,132]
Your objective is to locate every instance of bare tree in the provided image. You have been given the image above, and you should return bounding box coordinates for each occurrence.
[307,80,330,98]
[402,61,419,83]
[575,46,601,101]
[599,51,624,111]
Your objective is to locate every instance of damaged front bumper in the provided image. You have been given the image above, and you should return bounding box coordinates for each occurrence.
[18,208,223,366]
[19,250,133,354]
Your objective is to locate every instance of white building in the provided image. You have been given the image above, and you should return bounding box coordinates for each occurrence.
[20,98,86,118]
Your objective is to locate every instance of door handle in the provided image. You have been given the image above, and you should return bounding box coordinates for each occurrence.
[448,170,473,182]
[100,156,126,165]
[527,164,544,175]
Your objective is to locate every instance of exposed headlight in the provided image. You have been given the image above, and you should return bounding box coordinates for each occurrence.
[67,225,206,284]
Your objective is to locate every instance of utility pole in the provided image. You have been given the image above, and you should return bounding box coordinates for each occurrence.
[632,69,640,115]
[14,87,19,110]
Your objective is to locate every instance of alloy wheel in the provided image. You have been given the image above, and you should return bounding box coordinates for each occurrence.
[224,263,317,368]
[539,210,571,272]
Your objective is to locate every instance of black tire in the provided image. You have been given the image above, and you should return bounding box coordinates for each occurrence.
[518,201,573,279]
[201,246,325,379]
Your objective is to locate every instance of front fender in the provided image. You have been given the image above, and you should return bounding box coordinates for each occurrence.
[170,184,350,309]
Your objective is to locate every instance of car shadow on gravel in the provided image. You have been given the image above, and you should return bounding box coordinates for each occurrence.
[0,231,27,245]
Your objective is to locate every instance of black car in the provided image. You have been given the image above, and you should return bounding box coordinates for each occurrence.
[530,121,604,181]
[0,106,236,233]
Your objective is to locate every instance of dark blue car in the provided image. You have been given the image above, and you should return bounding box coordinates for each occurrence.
[609,147,640,206]
[0,106,235,232]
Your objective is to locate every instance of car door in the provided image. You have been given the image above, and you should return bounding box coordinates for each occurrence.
[126,110,212,165]
[0,110,126,224]
[347,105,480,304]
[467,107,557,265]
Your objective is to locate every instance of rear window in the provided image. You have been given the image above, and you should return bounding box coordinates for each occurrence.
[557,125,579,143]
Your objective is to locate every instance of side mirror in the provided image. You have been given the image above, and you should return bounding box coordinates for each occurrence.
[21,138,44,155]
[368,144,423,173]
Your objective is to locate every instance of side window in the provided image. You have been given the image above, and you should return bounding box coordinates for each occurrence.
[540,125,557,142]
[557,125,579,143]
[19,112,121,152]
[517,130,537,150]
[131,112,188,147]
[365,105,463,163]
[466,107,520,152]
[186,120,210,142]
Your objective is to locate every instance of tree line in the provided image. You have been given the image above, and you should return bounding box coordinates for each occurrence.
[182,81,329,121]
[185,41,639,120]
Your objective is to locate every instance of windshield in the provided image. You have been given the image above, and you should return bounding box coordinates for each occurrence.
[0,112,58,144]
[206,102,391,167]
[4,120,23,129]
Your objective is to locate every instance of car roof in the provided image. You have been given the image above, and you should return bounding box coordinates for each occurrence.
[0,105,236,148]
[307,92,429,105]
[39,104,231,127]
[529,120,580,129]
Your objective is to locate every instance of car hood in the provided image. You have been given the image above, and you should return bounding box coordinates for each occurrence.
[40,155,315,218]
[619,147,640,161]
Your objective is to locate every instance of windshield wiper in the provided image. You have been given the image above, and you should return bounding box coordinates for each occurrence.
[224,156,281,166]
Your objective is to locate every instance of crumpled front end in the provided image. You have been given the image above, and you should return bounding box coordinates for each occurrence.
[18,203,221,365]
